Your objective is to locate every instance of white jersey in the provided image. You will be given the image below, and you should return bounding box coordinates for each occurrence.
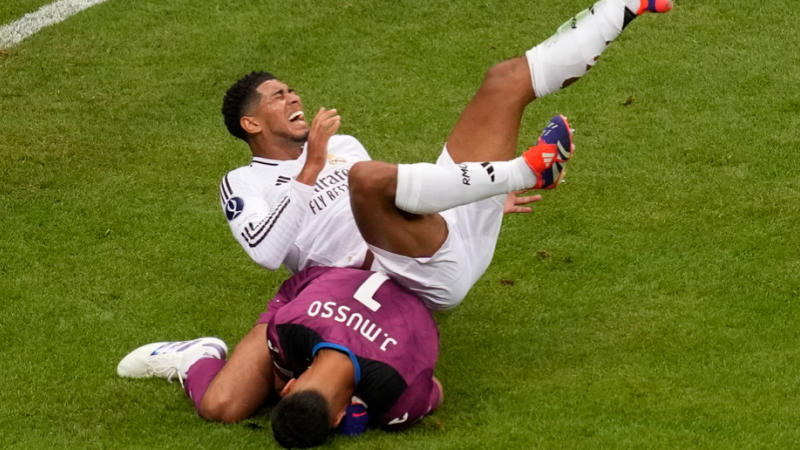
[219,134,370,274]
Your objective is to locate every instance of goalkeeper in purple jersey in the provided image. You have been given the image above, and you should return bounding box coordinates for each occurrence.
[118,266,442,447]
[264,267,441,445]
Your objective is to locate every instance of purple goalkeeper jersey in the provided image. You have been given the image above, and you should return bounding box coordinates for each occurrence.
[262,266,440,428]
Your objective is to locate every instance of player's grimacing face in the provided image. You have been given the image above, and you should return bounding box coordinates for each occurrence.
[250,79,309,141]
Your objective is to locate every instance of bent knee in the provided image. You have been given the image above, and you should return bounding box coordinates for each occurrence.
[198,393,250,424]
[348,161,397,199]
[480,58,532,100]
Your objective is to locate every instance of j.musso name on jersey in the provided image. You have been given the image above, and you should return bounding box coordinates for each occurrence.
[306,299,399,352]
[309,168,350,215]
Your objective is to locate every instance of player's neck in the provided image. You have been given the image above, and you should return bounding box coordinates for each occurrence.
[307,350,356,417]
[250,136,305,161]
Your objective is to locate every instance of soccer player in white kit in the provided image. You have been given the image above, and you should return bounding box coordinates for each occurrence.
[220,0,672,313]
[117,0,675,428]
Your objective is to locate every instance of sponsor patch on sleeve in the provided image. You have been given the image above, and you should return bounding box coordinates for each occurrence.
[225,197,244,221]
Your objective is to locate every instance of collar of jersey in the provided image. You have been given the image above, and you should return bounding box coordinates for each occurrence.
[312,342,361,385]
[252,143,308,166]
[251,156,282,166]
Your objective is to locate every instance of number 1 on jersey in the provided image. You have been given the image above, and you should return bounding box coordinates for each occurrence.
[353,272,388,312]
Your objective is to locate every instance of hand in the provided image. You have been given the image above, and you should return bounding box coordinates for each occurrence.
[338,401,369,436]
[503,190,542,215]
[296,107,341,186]
[306,107,341,167]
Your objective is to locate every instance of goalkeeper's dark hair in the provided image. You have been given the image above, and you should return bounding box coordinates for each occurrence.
[221,71,276,142]
[271,390,331,448]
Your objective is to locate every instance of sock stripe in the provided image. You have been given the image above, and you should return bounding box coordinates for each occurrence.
[480,162,496,182]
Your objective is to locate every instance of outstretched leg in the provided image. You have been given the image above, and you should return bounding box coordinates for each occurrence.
[349,115,573,254]
[446,57,535,164]
[117,329,277,424]
[446,0,672,164]
[350,0,671,258]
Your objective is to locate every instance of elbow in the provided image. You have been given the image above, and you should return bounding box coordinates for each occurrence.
[247,249,283,271]
[253,256,281,271]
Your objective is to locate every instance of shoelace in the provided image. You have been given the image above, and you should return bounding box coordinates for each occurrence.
[146,354,186,388]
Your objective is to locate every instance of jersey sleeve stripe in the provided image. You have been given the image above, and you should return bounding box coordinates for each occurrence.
[223,175,233,198]
[241,196,291,247]
[219,175,233,204]
[242,196,290,239]
[224,175,233,195]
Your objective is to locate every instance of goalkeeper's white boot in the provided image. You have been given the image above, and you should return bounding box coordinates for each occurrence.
[117,337,227,386]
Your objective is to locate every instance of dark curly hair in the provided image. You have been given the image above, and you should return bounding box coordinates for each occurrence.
[271,390,331,448]
[221,71,276,142]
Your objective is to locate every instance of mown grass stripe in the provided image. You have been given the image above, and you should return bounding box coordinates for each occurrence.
[0,0,107,48]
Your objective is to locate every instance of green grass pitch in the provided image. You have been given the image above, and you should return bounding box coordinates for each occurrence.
[1,0,799,448]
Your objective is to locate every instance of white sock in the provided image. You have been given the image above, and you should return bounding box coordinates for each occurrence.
[622,0,641,11]
[395,158,536,215]
[525,0,634,97]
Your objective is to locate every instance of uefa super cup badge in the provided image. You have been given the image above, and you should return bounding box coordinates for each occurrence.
[327,154,346,165]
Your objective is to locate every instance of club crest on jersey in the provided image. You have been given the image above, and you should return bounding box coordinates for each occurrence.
[327,154,346,165]
[225,197,244,221]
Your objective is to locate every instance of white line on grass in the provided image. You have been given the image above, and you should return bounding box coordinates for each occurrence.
[0,0,108,49]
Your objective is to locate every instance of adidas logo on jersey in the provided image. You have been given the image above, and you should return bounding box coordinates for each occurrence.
[275,176,291,186]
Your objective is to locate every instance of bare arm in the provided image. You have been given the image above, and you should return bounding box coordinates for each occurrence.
[296,107,341,186]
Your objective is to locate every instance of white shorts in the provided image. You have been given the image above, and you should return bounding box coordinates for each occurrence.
[369,147,505,311]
